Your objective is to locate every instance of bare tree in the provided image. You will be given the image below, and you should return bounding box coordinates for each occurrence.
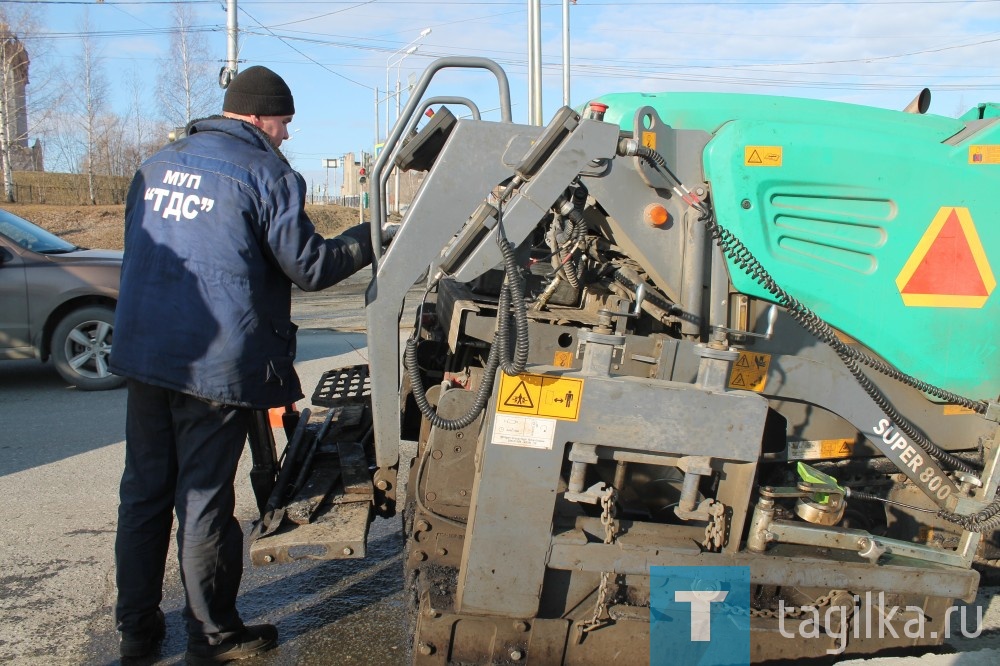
[69,10,110,204]
[0,4,60,201]
[157,2,222,129]
[43,111,86,174]
[120,65,169,175]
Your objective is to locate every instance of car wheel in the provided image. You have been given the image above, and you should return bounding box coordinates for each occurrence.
[51,305,125,391]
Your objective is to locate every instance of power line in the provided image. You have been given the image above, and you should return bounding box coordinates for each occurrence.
[238,5,374,90]
[7,0,1000,5]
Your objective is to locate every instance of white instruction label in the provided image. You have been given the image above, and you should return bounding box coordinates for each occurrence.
[491,413,557,449]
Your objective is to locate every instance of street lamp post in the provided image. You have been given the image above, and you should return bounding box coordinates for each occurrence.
[387,46,417,145]
[384,28,431,213]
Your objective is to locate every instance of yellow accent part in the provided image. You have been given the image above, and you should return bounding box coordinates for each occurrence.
[553,351,574,368]
[943,405,977,416]
[895,206,996,308]
[787,439,855,460]
[497,372,583,421]
[820,439,855,458]
[641,131,656,150]
[727,351,771,392]
[969,145,1000,164]
[743,146,782,167]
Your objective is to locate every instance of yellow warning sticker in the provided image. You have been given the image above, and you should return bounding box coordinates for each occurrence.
[943,405,977,416]
[788,439,855,460]
[497,372,583,421]
[553,351,574,368]
[641,131,656,150]
[820,439,855,457]
[744,146,782,167]
[969,145,1000,164]
[727,351,771,392]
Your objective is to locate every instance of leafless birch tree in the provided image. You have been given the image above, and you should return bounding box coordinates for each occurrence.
[157,2,222,129]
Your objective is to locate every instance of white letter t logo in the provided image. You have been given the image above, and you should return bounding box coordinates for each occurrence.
[674,590,729,641]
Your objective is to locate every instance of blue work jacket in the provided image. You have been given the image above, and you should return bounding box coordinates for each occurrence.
[111,116,373,408]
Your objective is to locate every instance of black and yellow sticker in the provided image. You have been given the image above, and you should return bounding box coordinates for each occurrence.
[728,351,771,392]
[744,146,782,167]
[969,145,1000,164]
[497,372,583,421]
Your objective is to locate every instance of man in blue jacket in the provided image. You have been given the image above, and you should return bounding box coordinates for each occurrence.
[111,66,375,664]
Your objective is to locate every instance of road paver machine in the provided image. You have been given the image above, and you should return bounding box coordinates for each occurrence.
[250,58,1000,663]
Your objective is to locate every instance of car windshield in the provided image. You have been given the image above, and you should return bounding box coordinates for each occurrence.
[0,208,78,254]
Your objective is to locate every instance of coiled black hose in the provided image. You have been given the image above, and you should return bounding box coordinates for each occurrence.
[938,492,1000,533]
[404,210,529,431]
[405,316,501,431]
[849,486,1000,534]
[628,141,1000,527]
[497,231,530,376]
[704,213,978,475]
[715,220,1000,525]
[625,141,981,474]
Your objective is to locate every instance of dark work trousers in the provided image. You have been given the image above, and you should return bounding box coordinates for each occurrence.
[115,379,251,645]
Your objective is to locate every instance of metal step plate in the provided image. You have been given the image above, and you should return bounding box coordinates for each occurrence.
[312,364,370,408]
[250,491,371,565]
[249,400,374,566]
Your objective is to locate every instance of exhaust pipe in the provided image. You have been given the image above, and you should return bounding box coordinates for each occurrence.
[903,88,931,114]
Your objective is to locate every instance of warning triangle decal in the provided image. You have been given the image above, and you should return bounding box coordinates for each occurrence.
[503,380,535,409]
[896,207,995,308]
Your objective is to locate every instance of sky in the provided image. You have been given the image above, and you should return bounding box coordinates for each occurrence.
[15,0,1000,190]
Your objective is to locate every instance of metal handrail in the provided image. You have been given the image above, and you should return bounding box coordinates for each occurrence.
[369,57,512,269]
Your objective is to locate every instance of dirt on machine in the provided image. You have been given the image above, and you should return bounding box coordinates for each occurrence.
[244,57,1000,664]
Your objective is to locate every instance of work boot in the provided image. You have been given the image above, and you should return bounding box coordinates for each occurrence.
[185,624,278,664]
[119,608,166,658]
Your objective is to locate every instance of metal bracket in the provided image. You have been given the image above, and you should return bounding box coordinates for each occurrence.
[565,481,612,505]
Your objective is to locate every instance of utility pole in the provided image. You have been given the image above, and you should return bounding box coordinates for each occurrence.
[562,0,571,106]
[220,0,239,88]
[528,0,543,125]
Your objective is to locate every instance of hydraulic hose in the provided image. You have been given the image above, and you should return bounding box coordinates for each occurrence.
[550,190,587,290]
[937,491,1000,533]
[496,230,530,376]
[404,200,530,431]
[620,139,982,475]
[849,485,1000,534]
[405,313,501,431]
[703,210,977,475]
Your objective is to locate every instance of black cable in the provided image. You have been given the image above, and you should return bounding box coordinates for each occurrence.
[624,141,982,474]
[701,208,978,475]
[403,193,530,430]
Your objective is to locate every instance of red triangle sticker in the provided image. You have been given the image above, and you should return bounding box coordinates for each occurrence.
[901,209,988,296]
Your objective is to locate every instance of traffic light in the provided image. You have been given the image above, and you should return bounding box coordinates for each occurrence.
[358,167,367,185]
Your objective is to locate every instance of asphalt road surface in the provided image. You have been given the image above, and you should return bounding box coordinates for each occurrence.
[0,278,416,666]
[2,275,1000,665]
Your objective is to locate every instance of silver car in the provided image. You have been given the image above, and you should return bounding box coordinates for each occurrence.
[0,208,125,390]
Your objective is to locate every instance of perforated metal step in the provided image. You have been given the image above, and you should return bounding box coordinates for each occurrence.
[311,364,370,407]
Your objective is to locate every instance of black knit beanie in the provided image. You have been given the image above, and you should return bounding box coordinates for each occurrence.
[223,66,295,116]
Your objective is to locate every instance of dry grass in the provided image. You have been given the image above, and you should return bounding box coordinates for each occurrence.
[5,203,367,251]
[11,171,131,206]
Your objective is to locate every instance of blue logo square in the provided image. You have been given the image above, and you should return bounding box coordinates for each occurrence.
[650,565,750,666]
